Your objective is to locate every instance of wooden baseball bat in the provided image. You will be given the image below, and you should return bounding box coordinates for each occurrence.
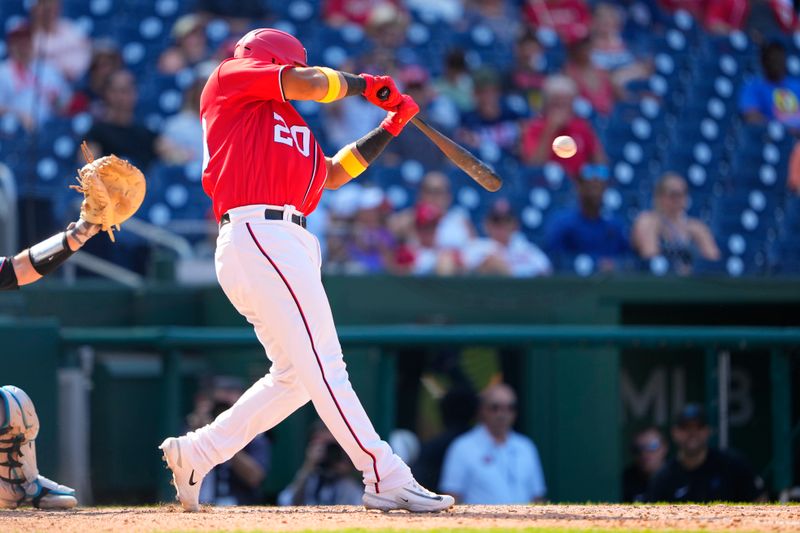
[377,89,503,192]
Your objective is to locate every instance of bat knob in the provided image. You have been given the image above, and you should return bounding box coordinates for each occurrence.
[377,87,391,101]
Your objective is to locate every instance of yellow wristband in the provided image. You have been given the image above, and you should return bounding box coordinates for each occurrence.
[316,67,343,103]
[336,145,368,178]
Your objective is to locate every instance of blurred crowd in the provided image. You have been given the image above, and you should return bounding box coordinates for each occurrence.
[1,0,800,278]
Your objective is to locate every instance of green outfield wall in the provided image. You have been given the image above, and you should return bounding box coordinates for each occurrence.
[1,276,798,504]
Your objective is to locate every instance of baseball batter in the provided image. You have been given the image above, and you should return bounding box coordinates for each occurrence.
[0,217,101,510]
[160,28,454,513]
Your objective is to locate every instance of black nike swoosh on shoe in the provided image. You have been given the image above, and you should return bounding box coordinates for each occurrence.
[403,488,443,501]
[400,497,409,503]
[189,470,197,486]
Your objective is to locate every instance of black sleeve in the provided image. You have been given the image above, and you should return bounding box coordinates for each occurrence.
[0,257,19,291]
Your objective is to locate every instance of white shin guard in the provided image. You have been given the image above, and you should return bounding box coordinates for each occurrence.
[0,385,77,509]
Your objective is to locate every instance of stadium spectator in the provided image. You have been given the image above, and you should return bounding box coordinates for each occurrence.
[84,69,157,171]
[0,22,70,131]
[704,0,749,33]
[346,187,396,274]
[523,0,592,45]
[434,49,475,114]
[508,30,547,113]
[646,404,765,502]
[187,377,270,506]
[747,0,799,41]
[631,173,720,275]
[324,0,403,27]
[463,0,521,51]
[564,36,618,116]
[789,141,800,194]
[413,387,479,491]
[458,69,527,154]
[440,383,546,503]
[323,184,362,274]
[393,201,465,276]
[657,0,705,19]
[463,198,552,277]
[30,0,91,82]
[158,14,210,75]
[590,3,653,90]
[323,96,385,155]
[389,171,476,252]
[521,75,606,178]
[364,3,412,65]
[157,79,205,166]
[75,40,123,116]
[546,164,630,272]
[278,421,362,506]
[622,427,668,502]
[195,0,269,33]
[739,41,800,131]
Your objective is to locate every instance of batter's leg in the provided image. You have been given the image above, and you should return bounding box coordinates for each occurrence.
[239,221,412,493]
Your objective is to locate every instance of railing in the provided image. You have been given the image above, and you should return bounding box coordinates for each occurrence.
[0,163,18,256]
[61,325,800,499]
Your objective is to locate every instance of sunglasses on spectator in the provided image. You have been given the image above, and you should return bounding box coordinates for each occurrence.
[664,188,687,198]
[487,402,517,412]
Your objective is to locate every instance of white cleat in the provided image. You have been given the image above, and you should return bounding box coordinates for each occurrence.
[25,475,78,509]
[363,478,455,513]
[159,437,203,512]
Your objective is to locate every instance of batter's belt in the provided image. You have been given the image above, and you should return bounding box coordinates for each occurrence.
[220,207,307,229]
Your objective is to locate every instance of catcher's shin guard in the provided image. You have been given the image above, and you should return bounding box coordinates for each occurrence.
[0,386,77,509]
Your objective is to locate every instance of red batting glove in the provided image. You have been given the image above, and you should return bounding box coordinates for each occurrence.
[380,94,420,136]
[361,73,403,110]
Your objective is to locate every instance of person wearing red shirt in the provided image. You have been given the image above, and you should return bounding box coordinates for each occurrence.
[704,0,749,33]
[158,28,454,514]
[521,75,606,178]
[524,0,592,45]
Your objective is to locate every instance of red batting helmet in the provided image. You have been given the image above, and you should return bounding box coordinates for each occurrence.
[233,28,308,66]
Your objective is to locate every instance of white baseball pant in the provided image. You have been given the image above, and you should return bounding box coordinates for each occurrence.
[184,204,412,494]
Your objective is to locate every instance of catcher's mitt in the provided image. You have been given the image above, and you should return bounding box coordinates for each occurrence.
[70,142,146,242]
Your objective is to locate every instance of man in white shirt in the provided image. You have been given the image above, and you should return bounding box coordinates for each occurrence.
[463,198,551,277]
[439,383,546,503]
[30,0,91,82]
[0,23,71,131]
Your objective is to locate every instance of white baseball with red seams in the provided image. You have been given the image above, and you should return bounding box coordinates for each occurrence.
[183,204,412,494]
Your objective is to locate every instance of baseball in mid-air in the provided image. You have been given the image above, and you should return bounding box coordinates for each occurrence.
[552,135,577,158]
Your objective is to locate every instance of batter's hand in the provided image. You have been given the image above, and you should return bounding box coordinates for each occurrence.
[380,94,420,136]
[361,74,403,110]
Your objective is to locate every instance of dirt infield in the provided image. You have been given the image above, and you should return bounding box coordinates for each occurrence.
[2,504,800,532]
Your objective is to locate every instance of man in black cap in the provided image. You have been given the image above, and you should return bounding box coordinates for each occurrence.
[646,404,764,502]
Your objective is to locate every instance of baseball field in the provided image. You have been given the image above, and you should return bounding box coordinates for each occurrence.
[2,504,799,533]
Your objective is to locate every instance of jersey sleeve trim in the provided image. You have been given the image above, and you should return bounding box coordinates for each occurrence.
[278,65,287,103]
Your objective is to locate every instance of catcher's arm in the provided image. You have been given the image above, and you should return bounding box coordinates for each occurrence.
[11,220,100,286]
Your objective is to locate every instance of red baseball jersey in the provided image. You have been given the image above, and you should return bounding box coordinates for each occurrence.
[200,58,327,221]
